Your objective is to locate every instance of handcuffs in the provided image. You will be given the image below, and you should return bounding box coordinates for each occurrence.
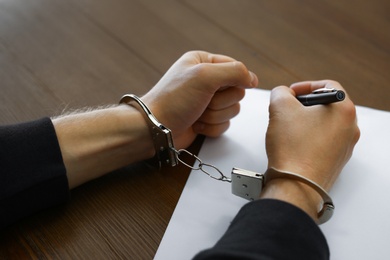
[120,94,334,224]
[120,94,178,168]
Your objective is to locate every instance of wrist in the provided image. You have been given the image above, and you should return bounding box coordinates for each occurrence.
[260,178,322,221]
[259,167,334,224]
[115,104,155,160]
[120,94,178,168]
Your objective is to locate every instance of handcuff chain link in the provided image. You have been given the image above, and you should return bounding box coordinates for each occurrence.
[172,148,232,183]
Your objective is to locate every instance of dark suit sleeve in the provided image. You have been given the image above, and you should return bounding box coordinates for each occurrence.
[193,199,330,260]
[0,118,69,229]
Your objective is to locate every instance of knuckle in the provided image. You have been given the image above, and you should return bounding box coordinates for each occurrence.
[233,61,249,77]
[342,101,357,120]
[208,122,230,137]
[231,103,241,117]
[191,63,210,78]
[201,109,219,123]
[354,127,361,143]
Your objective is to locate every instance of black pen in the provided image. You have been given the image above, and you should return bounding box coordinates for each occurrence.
[296,88,345,106]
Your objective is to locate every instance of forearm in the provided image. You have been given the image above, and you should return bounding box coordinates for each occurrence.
[259,178,322,222]
[52,104,155,189]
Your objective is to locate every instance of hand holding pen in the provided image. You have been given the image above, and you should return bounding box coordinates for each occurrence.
[266,80,360,205]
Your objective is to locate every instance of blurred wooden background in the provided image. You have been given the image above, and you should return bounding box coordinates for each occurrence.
[1,0,389,259]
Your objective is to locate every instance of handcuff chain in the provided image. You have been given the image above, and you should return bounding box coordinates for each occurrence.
[172,148,232,183]
[120,94,230,182]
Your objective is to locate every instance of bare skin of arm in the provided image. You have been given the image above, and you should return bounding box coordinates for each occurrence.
[52,51,258,189]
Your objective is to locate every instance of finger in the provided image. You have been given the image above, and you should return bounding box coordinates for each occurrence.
[290,80,356,112]
[180,51,258,90]
[195,61,258,91]
[208,87,245,110]
[198,103,241,124]
[195,51,238,63]
[202,52,238,63]
[193,121,230,138]
[181,51,237,65]
[290,80,344,95]
[213,62,258,88]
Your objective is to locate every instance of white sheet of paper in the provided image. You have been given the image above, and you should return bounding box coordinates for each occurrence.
[154,88,390,260]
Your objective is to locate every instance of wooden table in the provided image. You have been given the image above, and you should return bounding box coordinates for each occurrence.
[1,0,389,259]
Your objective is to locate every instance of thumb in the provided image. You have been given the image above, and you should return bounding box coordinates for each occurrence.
[198,61,258,92]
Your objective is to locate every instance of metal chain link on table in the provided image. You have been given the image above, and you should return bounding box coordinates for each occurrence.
[171,148,232,183]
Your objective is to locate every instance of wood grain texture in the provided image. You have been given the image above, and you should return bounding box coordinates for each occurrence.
[0,0,389,259]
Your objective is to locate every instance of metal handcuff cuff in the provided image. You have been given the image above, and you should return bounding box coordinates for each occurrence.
[120,94,334,224]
